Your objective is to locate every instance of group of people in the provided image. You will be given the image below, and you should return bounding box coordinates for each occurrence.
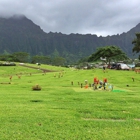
[92,77,113,91]
[92,77,107,90]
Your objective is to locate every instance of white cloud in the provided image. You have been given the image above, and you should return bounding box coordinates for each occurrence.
[0,0,140,36]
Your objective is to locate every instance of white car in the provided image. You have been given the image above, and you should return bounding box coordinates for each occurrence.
[118,63,130,70]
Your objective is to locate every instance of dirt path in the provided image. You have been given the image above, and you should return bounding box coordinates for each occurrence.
[19,64,56,72]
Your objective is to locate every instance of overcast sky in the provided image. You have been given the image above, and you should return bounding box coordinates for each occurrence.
[0,0,140,36]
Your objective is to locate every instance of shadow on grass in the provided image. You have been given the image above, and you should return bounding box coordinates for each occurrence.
[30,100,43,103]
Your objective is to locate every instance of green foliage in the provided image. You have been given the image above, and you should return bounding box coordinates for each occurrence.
[132,33,140,53]
[0,52,66,66]
[51,48,60,57]
[12,52,29,62]
[0,16,139,64]
[88,46,128,64]
[51,56,66,66]
[3,50,10,55]
[31,55,51,64]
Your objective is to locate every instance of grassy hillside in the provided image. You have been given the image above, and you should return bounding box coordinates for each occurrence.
[0,64,140,139]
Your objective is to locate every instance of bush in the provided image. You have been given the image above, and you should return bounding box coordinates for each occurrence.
[135,62,140,67]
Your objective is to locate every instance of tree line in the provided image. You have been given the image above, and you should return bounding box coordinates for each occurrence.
[0,33,140,66]
[0,52,66,66]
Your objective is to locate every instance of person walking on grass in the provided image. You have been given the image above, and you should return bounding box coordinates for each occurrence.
[103,64,106,73]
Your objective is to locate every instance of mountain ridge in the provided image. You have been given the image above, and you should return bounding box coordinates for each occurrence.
[0,15,139,63]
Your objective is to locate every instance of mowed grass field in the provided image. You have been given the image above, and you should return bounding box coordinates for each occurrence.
[0,63,140,140]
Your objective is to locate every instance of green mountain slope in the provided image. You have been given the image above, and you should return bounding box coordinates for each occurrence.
[0,15,139,63]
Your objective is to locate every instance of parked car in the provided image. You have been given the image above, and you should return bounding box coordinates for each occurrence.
[109,63,129,70]
[127,64,135,69]
[95,64,108,69]
[109,63,117,69]
[118,63,130,70]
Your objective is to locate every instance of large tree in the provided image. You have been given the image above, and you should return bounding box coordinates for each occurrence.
[132,33,140,53]
[31,55,51,64]
[88,46,128,64]
[52,56,66,66]
[12,52,29,62]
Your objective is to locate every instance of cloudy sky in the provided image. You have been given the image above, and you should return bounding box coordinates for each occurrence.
[0,0,140,36]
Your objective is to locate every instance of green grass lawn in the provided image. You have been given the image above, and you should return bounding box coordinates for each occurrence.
[0,64,140,140]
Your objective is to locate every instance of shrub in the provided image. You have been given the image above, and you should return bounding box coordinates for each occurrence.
[135,62,140,67]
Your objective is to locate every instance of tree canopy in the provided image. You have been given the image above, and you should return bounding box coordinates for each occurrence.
[88,46,128,64]
[12,52,29,62]
[132,33,140,53]
[31,55,51,64]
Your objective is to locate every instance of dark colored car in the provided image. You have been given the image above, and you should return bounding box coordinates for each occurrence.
[109,64,118,69]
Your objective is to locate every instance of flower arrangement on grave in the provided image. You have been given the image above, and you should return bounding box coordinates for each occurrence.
[32,84,41,91]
